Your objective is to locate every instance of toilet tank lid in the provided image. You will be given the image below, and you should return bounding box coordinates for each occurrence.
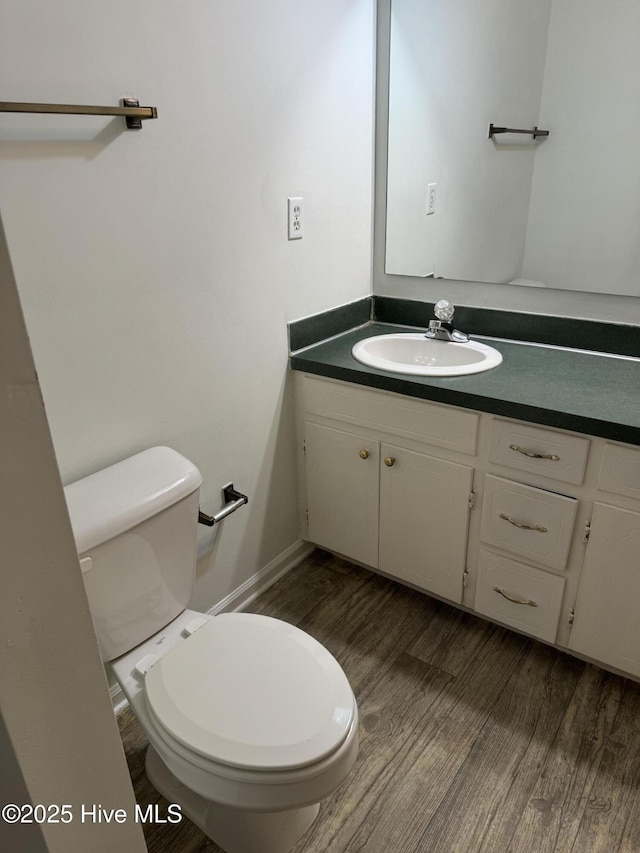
[64,446,203,554]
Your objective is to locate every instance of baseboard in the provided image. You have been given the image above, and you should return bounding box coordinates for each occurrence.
[207,539,314,615]
[110,683,128,714]
[112,539,313,712]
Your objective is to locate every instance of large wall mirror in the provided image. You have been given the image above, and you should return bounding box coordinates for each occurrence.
[385,0,640,297]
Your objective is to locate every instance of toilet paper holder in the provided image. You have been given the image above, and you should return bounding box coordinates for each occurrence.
[198,483,248,526]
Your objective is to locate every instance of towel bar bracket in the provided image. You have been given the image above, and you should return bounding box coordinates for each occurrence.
[122,98,147,130]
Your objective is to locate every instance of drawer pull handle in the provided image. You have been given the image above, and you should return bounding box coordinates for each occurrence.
[499,512,547,533]
[384,456,396,467]
[359,449,369,460]
[493,586,538,607]
[509,444,560,462]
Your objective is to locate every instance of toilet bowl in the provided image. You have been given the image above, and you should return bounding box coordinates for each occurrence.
[110,609,358,852]
[64,447,359,853]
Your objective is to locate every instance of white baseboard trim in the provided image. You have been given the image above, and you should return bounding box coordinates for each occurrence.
[111,683,128,715]
[112,539,313,712]
[207,539,314,615]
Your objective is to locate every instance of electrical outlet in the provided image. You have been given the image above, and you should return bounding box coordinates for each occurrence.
[288,197,304,240]
[426,183,437,215]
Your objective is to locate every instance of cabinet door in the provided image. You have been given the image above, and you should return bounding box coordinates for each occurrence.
[569,502,640,678]
[304,422,380,567]
[379,443,473,603]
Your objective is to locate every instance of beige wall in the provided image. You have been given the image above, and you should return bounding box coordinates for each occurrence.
[0,0,375,611]
[0,4,375,850]
[0,218,146,852]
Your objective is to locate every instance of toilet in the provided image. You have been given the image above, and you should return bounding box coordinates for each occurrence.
[64,446,359,853]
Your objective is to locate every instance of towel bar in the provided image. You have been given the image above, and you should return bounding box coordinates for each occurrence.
[488,123,549,140]
[0,98,157,130]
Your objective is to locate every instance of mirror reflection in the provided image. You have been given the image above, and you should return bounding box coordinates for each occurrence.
[385,0,640,296]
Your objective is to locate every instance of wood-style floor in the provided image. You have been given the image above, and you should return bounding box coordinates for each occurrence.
[118,550,640,852]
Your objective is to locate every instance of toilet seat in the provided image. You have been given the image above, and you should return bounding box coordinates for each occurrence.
[144,613,355,772]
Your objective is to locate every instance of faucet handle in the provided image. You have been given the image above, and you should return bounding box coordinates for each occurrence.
[434,299,455,323]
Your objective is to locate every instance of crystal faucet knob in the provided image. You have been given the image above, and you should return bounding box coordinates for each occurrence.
[434,299,455,323]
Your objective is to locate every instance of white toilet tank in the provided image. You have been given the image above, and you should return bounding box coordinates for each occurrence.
[64,447,203,662]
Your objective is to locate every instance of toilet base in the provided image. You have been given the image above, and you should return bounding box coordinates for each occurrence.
[145,745,320,853]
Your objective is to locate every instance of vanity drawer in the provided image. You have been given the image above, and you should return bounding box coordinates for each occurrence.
[488,419,590,485]
[598,442,640,501]
[480,475,577,570]
[475,550,565,643]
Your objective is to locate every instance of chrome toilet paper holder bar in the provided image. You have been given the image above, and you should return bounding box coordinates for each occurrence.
[198,483,248,526]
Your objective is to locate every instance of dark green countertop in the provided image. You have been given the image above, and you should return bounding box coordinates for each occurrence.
[290,323,640,446]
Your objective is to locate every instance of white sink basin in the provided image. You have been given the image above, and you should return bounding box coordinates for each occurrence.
[351,333,503,377]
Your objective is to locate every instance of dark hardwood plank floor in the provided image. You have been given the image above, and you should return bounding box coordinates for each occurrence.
[118,550,640,852]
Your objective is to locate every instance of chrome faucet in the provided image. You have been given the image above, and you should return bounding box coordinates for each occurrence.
[425,299,470,343]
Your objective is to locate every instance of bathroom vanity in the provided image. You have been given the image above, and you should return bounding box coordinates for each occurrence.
[290,302,640,681]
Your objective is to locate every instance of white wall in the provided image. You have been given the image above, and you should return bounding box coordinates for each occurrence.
[0,0,375,611]
[522,0,640,296]
[385,0,552,280]
[0,219,146,853]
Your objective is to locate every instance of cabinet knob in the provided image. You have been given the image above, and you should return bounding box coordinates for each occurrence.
[359,449,369,460]
[384,456,395,467]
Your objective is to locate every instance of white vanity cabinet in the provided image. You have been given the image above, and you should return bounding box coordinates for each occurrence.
[295,373,640,680]
[299,376,477,604]
[472,421,587,644]
[568,443,640,678]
